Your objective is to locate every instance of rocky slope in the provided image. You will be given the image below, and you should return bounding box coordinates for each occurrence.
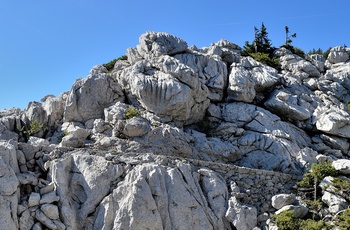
[1,31,350,229]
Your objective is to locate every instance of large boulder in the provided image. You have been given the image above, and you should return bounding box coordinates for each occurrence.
[49,152,124,230]
[136,31,188,60]
[117,56,210,125]
[225,196,257,230]
[327,46,350,64]
[315,107,350,138]
[209,103,312,174]
[174,53,228,101]
[64,66,125,123]
[227,56,279,102]
[0,156,19,230]
[93,163,229,230]
[21,101,48,138]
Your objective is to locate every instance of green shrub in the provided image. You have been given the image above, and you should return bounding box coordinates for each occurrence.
[249,52,281,70]
[21,120,44,136]
[304,199,323,212]
[332,177,350,195]
[308,48,323,55]
[273,210,326,230]
[125,106,140,119]
[103,55,127,72]
[336,208,350,229]
[272,210,300,230]
[299,219,326,230]
[298,161,337,188]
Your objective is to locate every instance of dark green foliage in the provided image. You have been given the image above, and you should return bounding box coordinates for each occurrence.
[297,161,337,188]
[299,219,326,230]
[249,52,281,70]
[323,47,332,59]
[125,106,140,119]
[308,48,323,55]
[285,26,297,46]
[272,210,326,230]
[242,23,274,56]
[242,23,280,69]
[332,177,350,195]
[272,210,300,230]
[20,120,44,136]
[304,199,323,212]
[103,55,127,71]
[336,208,350,229]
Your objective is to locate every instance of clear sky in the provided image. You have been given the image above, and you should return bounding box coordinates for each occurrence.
[1,0,349,110]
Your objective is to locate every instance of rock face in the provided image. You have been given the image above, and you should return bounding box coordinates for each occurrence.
[64,66,125,123]
[1,31,350,229]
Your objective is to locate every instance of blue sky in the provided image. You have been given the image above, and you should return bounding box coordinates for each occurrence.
[1,0,349,109]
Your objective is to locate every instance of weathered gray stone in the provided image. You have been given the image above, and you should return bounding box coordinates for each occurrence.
[0,194,18,229]
[316,107,350,138]
[275,205,308,218]
[327,46,350,64]
[225,196,257,230]
[0,156,19,196]
[19,209,34,230]
[123,117,151,137]
[41,204,60,220]
[40,191,60,204]
[332,159,350,174]
[137,31,188,59]
[50,152,123,229]
[118,56,210,125]
[64,72,125,123]
[271,194,296,210]
[94,163,229,230]
[28,192,40,207]
[322,191,348,214]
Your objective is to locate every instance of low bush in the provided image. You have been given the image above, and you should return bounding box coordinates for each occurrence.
[249,52,281,70]
[125,106,140,119]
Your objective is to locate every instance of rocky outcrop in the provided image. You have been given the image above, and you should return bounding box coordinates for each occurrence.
[1,31,350,229]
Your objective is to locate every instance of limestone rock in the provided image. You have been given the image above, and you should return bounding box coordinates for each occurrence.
[19,209,34,230]
[137,31,188,59]
[41,204,60,220]
[322,191,348,213]
[316,107,350,138]
[123,117,151,137]
[40,191,60,204]
[275,205,308,218]
[277,48,320,78]
[227,56,279,102]
[118,56,210,124]
[327,46,350,64]
[0,156,19,196]
[225,196,257,230]
[207,39,241,64]
[28,192,40,207]
[271,194,296,210]
[64,72,125,123]
[264,89,314,121]
[94,163,229,230]
[332,159,350,174]
[60,122,90,148]
[43,93,67,128]
[0,140,20,173]
[27,136,50,147]
[218,103,311,174]
[50,152,124,229]
[0,194,18,230]
[174,52,228,101]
